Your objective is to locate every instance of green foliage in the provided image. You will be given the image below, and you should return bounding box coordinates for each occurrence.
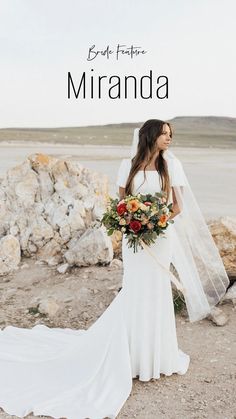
[28,305,46,317]
[173,290,186,314]
[101,192,173,252]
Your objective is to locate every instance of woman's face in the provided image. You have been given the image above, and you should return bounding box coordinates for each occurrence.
[155,123,172,151]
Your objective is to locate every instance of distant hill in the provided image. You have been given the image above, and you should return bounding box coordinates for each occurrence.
[170,115,236,134]
[0,116,235,148]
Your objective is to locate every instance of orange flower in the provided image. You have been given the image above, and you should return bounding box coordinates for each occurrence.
[159,214,169,223]
[158,214,169,227]
[126,199,140,212]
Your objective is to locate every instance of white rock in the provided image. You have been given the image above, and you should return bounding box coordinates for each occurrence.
[30,216,54,245]
[64,160,84,176]
[28,154,58,174]
[83,197,95,211]
[57,263,69,274]
[54,180,74,204]
[92,204,105,220]
[20,263,29,269]
[64,297,73,303]
[65,226,113,267]
[73,183,88,199]
[220,217,236,237]
[9,225,19,236]
[27,242,37,253]
[59,224,71,243]
[50,204,68,229]
[16,215,31,249]
[93,289,99,294]
[208,306,229,326]
[14,172,39,206]
[37,171,54,200]
[0,235,21,275]
[67,206,85,231]
[209,217,236,276]
[107,285,118,290]
[82,311,90,320]
[109,259,123,269]
[47,257,61,266]
[37,239,62,265]
[0,154,109,267]
[51,160,69,180]
[5,160,32,184]
[38,298,60,317]
[222,283,236,304]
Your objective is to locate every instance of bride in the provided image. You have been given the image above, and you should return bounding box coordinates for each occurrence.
[0,119,229,419]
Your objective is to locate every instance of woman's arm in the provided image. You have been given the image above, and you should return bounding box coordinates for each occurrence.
[119,186,126,200]
[168,187,181,220]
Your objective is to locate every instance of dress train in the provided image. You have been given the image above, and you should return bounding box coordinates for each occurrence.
[0,169,190,418]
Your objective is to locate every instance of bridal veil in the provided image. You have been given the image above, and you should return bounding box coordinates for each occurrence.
[127,128,229,322]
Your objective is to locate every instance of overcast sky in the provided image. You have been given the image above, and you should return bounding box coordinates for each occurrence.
[0,0,235,127]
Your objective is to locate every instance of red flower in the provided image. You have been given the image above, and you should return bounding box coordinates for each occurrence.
[144,201,152,206]
[117,203,127,215]
[129,220,142,233]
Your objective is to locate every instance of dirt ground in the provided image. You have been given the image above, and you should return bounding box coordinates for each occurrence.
[0,258,235,419]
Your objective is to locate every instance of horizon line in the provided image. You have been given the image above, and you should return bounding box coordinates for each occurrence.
[0,114,236,131]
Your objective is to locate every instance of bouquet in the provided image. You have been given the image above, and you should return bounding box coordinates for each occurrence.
[101,192,174,252]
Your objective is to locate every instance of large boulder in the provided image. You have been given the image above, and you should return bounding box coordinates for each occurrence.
[0,154,112,272]
[209,217,236,279]
[0,235,21,275]
[111,230,122,259]
[65,226,113,266]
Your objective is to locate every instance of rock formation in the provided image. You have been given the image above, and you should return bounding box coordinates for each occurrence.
[0,153,113,275]
[209,216,236,280]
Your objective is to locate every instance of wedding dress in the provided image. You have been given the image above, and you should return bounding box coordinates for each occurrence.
[0,157,191,419]
[0,145,229,419]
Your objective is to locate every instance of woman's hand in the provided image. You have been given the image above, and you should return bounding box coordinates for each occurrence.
[168,187,181,220]
[168,203,181,220]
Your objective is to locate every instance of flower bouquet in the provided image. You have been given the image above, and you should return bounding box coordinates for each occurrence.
[101,192,174,253]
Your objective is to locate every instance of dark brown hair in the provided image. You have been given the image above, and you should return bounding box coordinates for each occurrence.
[125,119,172,199]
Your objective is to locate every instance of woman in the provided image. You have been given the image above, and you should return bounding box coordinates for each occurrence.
[117,119,190,381]
[0,119,229,419]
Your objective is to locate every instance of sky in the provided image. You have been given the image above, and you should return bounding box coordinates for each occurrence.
[0,0,236,128]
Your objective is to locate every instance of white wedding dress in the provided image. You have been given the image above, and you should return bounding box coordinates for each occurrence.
[0,160,190,419]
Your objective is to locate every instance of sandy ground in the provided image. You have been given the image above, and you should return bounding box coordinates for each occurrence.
[0,143,236,220]
[0,258,235,419]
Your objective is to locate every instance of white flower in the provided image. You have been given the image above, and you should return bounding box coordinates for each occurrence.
[140,203,149,211]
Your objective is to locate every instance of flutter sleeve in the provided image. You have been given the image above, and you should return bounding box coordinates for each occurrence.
[168,157,187,187]
[116,158,131,188]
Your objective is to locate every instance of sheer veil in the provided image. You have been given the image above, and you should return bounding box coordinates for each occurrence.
[131,128,229,322]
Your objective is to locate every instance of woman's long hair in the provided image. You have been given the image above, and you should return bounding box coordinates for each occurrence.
[125,119,172,200]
